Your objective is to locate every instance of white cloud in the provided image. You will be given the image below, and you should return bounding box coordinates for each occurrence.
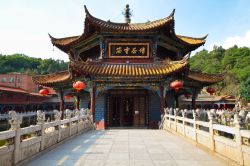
[209,30,250,50]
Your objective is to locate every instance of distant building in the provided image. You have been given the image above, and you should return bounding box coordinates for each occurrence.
[0,73,38,93]
[0,74,73,113]
[180,94,236,110]
[0,85,48,113]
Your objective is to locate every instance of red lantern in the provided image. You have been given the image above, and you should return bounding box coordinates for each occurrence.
[73,81,86,92]
[184,94,191,99]
[207,87,216,95]
[170,80,183,92]
[65,95,72,99]
[39,89,49,96]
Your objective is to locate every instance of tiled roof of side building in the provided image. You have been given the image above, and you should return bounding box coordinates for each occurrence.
[188,70,225,83]
[32,71,71,86]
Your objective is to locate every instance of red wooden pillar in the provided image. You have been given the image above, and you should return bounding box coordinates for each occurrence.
[160,86,165,115]
[75,95,80,110]
[59,88,64,120]
[90,86,96,122]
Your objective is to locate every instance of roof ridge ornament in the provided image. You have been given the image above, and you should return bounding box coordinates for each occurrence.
[123,4,132,23]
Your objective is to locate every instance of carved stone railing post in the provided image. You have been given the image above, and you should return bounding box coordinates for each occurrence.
[65,109,72,136]
[234,113,244,165]
[163,108,167,129]
[168,108,171,129]
[37,110,46,151]
[182,110,186,136]
[53,110,62,142]
[174,109,177,131]
[75,109,81,133]
[207,110,215,151]
[192,110,197,141]
[8,110,22,165]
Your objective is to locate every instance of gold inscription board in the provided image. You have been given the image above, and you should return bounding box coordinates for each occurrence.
[108,43,150,58]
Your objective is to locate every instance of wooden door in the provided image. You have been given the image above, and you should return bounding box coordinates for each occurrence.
[133,96,146,126]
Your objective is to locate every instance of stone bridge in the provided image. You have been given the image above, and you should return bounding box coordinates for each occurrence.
[27,129,228,166]
[0,109,250,166]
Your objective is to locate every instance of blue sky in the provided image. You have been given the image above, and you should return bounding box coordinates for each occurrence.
[0,0,250,61]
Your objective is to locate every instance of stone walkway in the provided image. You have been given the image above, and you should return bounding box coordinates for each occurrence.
[27,129,229,166]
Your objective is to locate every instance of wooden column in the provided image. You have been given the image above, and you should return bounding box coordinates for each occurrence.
[59,88,64,120]
[175,95,179,108]
[191,88,197,109]
[75,95,80,110]
[160,86,165,115]
[90,86,96,122]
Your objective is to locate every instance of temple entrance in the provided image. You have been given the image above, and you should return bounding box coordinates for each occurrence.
[107,89,148,128]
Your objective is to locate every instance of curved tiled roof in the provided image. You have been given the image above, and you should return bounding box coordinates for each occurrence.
[84,5,175,31]
[49,34,80,46]
[188,71,224,83]
[48,6,207,53]
[71,57,188,78]
[32,71,71,86]
[177,35,207,45]
[32,57,188,85]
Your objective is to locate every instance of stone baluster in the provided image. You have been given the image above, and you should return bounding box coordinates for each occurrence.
[8,110,22,165]
[233,113,244,165]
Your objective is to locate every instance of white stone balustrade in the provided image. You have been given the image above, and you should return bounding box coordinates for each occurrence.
[0,109,93,166]
[161,108,250,166]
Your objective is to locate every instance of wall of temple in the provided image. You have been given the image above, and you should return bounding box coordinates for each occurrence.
[80,92,90,109]
[95,92,105,130]
[166,91,175,108]
[149,91,161,129]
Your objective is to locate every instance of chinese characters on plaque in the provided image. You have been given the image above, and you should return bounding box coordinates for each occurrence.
[108,43,149,58]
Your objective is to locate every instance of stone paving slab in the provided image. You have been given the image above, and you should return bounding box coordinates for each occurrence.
[26,129,229,166]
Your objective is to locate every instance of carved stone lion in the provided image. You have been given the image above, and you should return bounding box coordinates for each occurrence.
[37,110,45,124]
[53,110,61,121]
[8,110,22,130]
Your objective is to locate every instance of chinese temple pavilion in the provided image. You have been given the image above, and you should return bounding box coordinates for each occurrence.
[33,5,223,129]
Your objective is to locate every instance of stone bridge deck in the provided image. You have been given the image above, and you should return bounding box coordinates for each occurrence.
[27,129,229,166]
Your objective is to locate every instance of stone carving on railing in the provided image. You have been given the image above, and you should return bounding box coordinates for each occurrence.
[8,110,22,130]
[162,107,250,166]
[37,110,46,125]
[65,109,72,119]
[163,107,250,130]
[53,110,61,121]
[74,109,81,117]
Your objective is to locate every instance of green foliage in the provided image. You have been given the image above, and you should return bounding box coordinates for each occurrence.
[0,54,68,74]
[240,76,250,101]
[190,46,250,100]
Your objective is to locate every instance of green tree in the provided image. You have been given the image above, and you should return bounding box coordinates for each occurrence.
[240,76,250,101]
